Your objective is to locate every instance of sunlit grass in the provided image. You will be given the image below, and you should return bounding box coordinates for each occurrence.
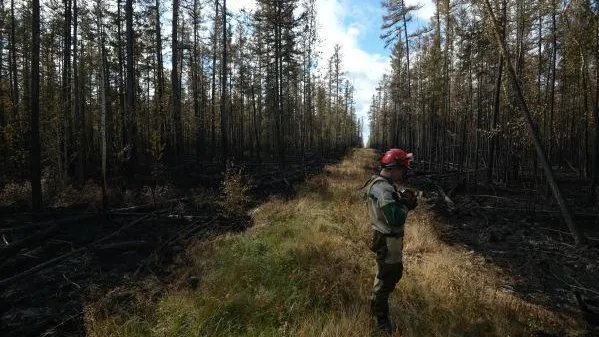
[86,148,584,337]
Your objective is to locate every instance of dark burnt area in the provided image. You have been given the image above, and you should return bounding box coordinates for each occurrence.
[0,154,342,337]
[407,169,599,336]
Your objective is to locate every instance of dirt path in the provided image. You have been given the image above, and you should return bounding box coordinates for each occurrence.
[73,149,595,336]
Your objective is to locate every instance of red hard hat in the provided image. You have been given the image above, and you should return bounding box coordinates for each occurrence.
[380,148,413,169]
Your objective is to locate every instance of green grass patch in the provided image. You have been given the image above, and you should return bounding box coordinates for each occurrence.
[87,149,585,337]
[132,195,373,337]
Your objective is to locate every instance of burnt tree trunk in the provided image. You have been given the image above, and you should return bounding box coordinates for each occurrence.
[31,0,41,210]
[172,0,182,164]
[154,0,165,155]
[61,0,72,182]
[590,7,599,202]
[73,0,84,185]
[210,0,218,157]
[125,0,136,182]
[482,0,585,246]
[0,0,5,190]
[220,0,228,159]
[488,0,505,184]
[9,0,18,120]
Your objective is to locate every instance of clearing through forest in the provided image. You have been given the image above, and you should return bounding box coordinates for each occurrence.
[85,148,593,337]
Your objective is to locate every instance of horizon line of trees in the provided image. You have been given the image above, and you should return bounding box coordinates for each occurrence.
[370,0,599,192]
[0,0,362,209]
[370,0,599,245]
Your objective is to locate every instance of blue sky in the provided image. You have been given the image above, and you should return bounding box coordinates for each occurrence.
[229,0,435,145]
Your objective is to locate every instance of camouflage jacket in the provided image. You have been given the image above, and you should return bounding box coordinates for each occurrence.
[364,175,409,236]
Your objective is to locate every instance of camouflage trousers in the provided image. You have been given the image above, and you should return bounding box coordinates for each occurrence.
[369,230,404,318]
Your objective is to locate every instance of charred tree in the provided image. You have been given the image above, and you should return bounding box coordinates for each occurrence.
[30,0,41,210]
[481,0,585,246]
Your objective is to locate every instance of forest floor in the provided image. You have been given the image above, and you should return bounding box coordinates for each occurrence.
[1,149,598,336]
[0,155,338,337]
[409,164,599,322]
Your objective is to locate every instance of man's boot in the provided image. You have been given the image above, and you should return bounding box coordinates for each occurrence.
[370,296,396,335]
[375,315,396,335]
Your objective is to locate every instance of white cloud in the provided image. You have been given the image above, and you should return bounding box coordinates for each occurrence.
[227,0,434,144]
[405,0,436,21]
[347,26,360,38]
[227,0,257,13]
[316,0,390,144]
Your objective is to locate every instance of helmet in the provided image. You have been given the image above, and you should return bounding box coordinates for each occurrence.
[380,148,413,169]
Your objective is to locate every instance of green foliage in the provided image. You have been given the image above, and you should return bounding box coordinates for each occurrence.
[87,149,584,337]
[219,162,252,217]
[149,130,165,162]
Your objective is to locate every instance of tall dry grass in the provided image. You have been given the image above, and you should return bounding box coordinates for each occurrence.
[86,148,585,337]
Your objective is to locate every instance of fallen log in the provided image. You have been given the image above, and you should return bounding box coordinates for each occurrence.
[94,213,155,244]
[424,178,458,215]
[0,212,154,289]
[0,224,59,259]
[133,215,219,277]
[0,214,97,235]
[107,196,195,214]
[94,241,150,251]
[0,222,53,234]
[0,246,87,288]
[0,242,64,275]
[0,214,99,259]
[161,215,219,249]
[479,206,598,220]
[165,214,212,221]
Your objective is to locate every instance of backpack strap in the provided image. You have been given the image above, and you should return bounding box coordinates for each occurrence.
[365,176,388,202]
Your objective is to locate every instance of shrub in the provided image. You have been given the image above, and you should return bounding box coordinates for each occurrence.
[219,161,252,216]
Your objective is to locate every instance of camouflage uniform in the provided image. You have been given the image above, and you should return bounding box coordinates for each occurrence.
[365,175,409,322]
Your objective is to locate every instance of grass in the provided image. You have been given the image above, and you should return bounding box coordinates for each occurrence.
[85,148,585,337]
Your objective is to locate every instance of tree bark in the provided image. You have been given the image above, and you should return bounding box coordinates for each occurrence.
[220,0,228,159]
[0,0,5,190]
[117,0,125,151]
[211,0,218,157]
[31,0,41,210]
[125,0,136,182]
[192,0,203,158]
[61,0,72,182]
[9,0,18,119]
[73,0,84,185]
[251,75,260,160]
[590,7,599,202]
[482,0,585,246]
[97,0,107,211]
[275,2,284,164]
[402,0,413,149]
[488,0,506,184]
[172,0,182,164]
[154,0,165,154]
[547,0,557,165]
[238,32,245,157]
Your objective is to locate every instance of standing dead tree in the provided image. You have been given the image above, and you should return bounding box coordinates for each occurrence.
[480,0,585,246]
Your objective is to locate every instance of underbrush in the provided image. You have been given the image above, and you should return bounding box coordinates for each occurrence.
[0,178,191,211]
[218,162,253,216]
[86,148,585,337]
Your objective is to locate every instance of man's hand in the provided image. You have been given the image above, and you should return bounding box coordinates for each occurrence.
[398,189,418,210]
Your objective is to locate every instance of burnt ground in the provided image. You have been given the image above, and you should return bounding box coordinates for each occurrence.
[4,152,597,336]
[0,155,342,337]
[407,170,599,335]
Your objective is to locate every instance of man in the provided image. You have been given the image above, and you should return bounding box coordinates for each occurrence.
[364,148,418,334]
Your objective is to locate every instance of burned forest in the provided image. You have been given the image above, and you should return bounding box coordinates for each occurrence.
[1,0,599,336]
